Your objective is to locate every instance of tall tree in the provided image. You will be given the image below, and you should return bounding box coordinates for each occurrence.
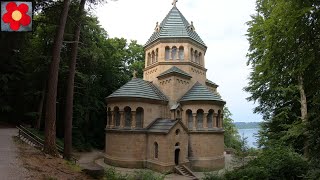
[246,0,320,157]
[44,0,71,155]
[63,0,86,160]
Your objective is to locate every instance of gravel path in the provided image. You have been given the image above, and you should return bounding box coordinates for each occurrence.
[0,127,30,180]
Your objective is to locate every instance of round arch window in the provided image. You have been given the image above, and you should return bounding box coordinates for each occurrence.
[175,129,180,135]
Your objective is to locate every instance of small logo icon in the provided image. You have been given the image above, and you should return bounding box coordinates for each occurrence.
[1,1,32,31]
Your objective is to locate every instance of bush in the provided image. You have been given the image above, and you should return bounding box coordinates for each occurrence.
[225,146,308,180]
[104,167,128,180]
[202,172,223,180]
[104,168,164,180]
[225,166,268,180]
[131,170,164,180]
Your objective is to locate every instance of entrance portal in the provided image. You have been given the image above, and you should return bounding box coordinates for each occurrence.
[175,148,180,165]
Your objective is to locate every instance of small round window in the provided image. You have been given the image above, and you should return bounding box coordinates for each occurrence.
[175,129,180,135]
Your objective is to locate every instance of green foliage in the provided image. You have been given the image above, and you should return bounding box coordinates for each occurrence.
[246,0,320,158]
[223,107,242,151]
[103,168,164,180]
[225,146,308,180]
[202,172,223,180]
[131,170,165,180]
[103,168,128,180]
[0,0,145,150]
[225,166,268,180]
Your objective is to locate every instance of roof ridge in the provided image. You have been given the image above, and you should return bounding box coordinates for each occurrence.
[147,81,168,101]
[157,66,192,79]
[179,82,225,103]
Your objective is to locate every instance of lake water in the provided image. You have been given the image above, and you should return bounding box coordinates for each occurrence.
[238,128,259,148]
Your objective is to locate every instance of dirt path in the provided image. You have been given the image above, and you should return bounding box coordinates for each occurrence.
[0,127,30,180]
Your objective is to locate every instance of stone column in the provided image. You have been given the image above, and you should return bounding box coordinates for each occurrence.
[120,111,124,128]
[109,111,115,128]
[192,113,197,130]
[204,113,208,129]
[220,114,224,128]
[213,113,218,128]
[106,111,110,128]
[131,111,136,129]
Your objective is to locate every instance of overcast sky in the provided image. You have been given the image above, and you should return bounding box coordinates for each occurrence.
[94,0,262,122]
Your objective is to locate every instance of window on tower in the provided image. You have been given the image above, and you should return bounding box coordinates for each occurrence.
[179,46,184,60]
[165,46,170,60]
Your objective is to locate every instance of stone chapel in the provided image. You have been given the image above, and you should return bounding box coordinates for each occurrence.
[104,2,226,173]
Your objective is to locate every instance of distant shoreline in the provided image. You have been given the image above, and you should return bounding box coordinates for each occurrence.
[233,122,261,129]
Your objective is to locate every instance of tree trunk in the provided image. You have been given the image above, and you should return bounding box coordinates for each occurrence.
[298,75,308,158]
[63,0,86,160]
[36,82,46,130]
[44,0,71,156]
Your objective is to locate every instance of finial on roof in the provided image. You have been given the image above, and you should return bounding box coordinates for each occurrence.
[189,21,195,31]
[132,70,137,79]
[154,22,160,32]
[172,0,178,7]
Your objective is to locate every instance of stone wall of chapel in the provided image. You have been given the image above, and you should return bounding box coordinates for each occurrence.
[189,133,225,171]
[104,132,147,168]
[107,101,168,128]
[144,64,207,86]
[147,123,189,168]
[157,76,192,106]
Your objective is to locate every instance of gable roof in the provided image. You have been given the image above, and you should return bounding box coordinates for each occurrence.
[157,66,192,79]
[107,78,168,101]
[179,82,225,103]
[147,118,188,134]
[145,6,206,47]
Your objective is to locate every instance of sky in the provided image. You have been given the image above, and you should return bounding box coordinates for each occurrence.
[94,0,262,122]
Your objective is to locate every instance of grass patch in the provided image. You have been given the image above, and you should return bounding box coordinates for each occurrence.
[65,160,82,172]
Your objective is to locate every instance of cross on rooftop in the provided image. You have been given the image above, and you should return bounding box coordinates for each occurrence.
[172,0,178,7]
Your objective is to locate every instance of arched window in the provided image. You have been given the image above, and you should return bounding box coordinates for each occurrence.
[194,50,199,63]
[217,110,221,128]
[155,48,159,62]
[165,46,170,60]
[197,109,204,129]
[199,52,202,65]
[207,109,214,128]
[179,46,184,60]
[147,53,151,66]
[114,107,120,127]
[151,51,155,63]
[136,107,144,128]
[107,107,111,126]
[124,106,131,127]
[190,48,194,61]
[171,46,177,60]
[186,110,193,129]
[176,110,181,119]
[154,142,158,158]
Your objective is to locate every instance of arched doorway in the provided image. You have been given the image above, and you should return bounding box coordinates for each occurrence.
[175,142,180,165]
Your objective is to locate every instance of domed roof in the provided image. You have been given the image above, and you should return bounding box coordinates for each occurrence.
[145,6,206,47]
[180,82,225,103]
[107,78,168,101]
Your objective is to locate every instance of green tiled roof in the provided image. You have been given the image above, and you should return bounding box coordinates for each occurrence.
[107,78,168,101]
[206,79,218,87]
[145,6,206,47]
[180,82,224,102]
[157,66,192,79]
[147,119,178,133]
